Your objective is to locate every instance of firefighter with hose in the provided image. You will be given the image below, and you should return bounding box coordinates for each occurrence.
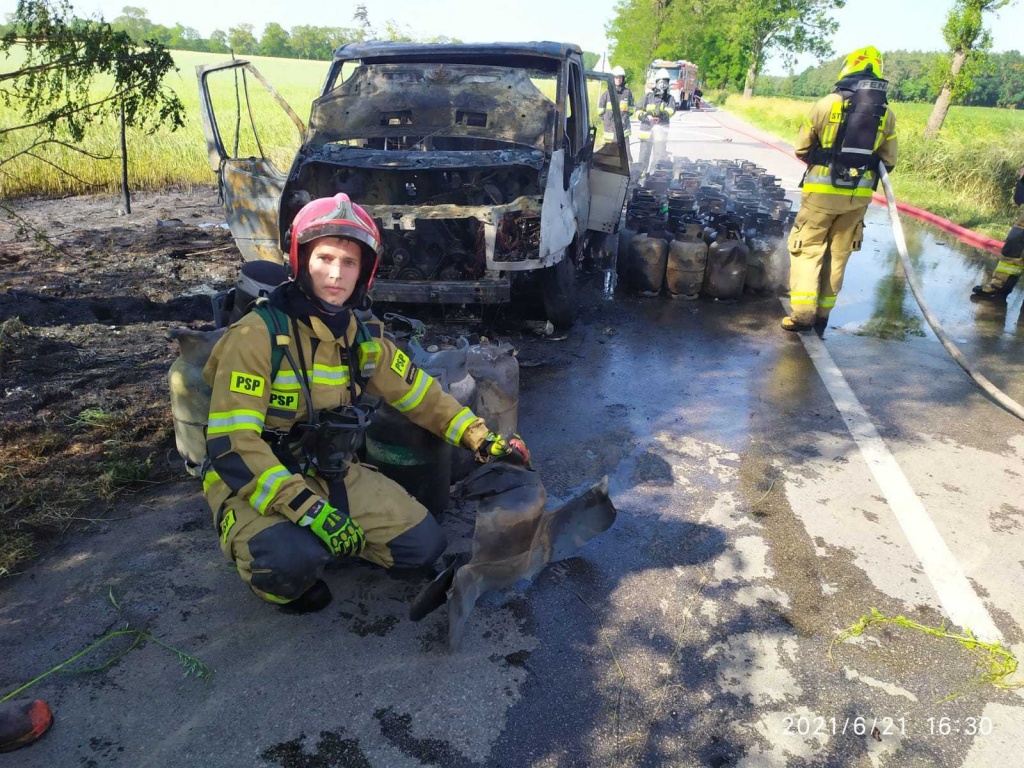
[636,68,675,177]
[782,46,898,333]
[972,166,1024,301]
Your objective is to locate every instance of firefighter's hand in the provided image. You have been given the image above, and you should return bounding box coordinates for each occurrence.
[650,115,660,124]
[301,499,365,557]
[477,432,532,468]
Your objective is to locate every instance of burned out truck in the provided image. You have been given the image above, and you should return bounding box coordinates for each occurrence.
[196,42,631,327]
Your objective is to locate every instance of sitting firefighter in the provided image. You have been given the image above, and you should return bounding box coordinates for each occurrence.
[637,68,675,176]
[972,166,1024,301]
[202,193,530,613]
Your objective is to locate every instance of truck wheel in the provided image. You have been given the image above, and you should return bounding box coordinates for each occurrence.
[541,256,577,330]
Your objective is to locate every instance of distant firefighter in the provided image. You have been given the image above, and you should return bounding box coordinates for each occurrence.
[598,65,634,155]
[783,46,898,333]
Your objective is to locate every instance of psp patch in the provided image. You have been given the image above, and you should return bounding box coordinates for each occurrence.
[829,102,843,123]
[230,371,265,397]
[269,390,298,410]
[390,349,412,378]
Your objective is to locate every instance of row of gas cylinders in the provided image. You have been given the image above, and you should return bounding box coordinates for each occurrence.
[619,218,754,301]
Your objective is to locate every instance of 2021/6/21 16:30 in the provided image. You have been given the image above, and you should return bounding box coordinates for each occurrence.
[928,717,994,736]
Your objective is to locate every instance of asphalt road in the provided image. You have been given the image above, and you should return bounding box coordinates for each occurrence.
[1,108,1022,768]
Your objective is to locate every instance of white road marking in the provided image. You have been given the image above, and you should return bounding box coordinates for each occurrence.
[793,320,1003,643]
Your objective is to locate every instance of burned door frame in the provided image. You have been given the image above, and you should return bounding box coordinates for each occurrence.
[196,60,306,263]
[584,70,631,235]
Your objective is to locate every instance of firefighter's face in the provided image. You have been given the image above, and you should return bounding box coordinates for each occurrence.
[614,75,624,88]
[306,236,363,308]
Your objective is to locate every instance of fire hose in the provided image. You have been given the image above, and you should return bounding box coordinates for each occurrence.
[877,162,1024,422]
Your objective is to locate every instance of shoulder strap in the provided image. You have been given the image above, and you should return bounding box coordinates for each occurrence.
[252,301,289,381]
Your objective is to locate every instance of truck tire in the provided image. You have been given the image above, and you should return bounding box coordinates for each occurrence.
[541,256,577,329]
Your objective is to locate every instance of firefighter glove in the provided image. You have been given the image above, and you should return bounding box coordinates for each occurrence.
[477,432,532,468]
[300,499,365,557]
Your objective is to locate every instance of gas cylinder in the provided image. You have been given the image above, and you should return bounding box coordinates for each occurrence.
[617,220,637,283]
[665,223,708,300]
[364,402,452,519]
[167,326,226,477]
[364,335,468,518]
[745,236,772,294]
[410,337,481,483]
[703,224,749,300]
[466,341,519,437]
[629,217,668,297]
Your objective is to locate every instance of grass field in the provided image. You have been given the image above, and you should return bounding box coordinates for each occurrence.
[719,94,1024,239]
[1,49,616,200]
[0,50,327,198]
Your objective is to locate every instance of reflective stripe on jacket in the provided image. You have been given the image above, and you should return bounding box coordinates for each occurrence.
[795,92,898,212]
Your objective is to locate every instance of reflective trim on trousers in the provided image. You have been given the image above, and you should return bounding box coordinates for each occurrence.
[995,261,1024,276]
[790,292,818,306]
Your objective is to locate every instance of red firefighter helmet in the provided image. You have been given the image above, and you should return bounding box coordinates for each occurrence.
[287,193,382,291]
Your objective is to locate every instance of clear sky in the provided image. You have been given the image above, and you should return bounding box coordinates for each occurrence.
[5,0,1023,75]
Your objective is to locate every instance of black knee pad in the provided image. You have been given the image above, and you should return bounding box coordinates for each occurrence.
[387,514,448,570]
[247,522,331,600]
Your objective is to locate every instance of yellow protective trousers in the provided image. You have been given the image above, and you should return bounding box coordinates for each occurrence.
[212,460,444,602]
[983,209,1024,291]
[787,203,867,324]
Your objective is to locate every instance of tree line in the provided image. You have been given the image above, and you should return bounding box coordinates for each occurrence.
[756,49,1024,109]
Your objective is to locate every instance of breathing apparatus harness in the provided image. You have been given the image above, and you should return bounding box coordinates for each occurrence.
[255,301,381,481]
[806,73,890,191]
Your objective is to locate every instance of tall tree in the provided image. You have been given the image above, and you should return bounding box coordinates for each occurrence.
[732,0,844,98]
[259,22,291,57]
[208,29,229,53]
[923,0,1014,139]
[605,0,663,88]
[110,5,153,42]
[227,23,258,55]
[0,0,184,185]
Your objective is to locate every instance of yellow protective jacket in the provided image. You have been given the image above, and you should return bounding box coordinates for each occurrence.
[795,88,898,213]
[636,92,674,139]
[201,308,490,524]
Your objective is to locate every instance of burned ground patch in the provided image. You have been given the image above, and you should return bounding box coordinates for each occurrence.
[0,186,239,575]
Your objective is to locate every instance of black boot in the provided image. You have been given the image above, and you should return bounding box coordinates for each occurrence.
[279,579,333,614]
[251,579,333,614]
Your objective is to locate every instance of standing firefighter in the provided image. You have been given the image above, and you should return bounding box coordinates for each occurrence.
[202,194,530,613]
[637,68,675,176]
[783,46,898,333]
[598,65,634,161]
[972,167,1024,300]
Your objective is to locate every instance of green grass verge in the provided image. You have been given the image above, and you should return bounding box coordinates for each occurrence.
[718,94,1024,239]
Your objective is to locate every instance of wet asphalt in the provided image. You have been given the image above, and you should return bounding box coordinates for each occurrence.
[1,109,1022,768]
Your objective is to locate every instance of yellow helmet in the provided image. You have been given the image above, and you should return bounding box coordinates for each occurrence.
[838,46,883,80]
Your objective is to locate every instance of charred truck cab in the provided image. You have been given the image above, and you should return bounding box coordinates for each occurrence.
[197,42,631,328]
